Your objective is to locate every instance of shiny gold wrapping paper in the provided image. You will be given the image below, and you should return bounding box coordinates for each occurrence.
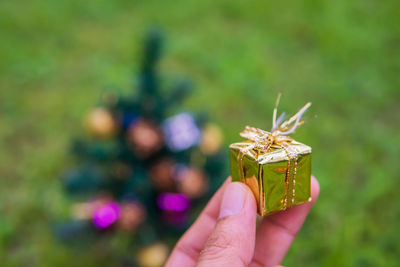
[230,140,312,216]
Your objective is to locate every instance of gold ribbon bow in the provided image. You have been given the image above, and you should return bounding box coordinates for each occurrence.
[237,94,311,211]
[239,94,311,154]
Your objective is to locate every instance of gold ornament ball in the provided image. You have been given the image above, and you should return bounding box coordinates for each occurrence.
[177,167,208,199]
[71,194,114,220]
[71,202,95,220]
[86,107,117,138]
[137,243,169,267]
[200,123,223,155]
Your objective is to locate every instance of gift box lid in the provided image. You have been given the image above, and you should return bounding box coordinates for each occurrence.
[230,140,311,164]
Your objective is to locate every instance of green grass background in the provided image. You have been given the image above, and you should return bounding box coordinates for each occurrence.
[1,0,400,266]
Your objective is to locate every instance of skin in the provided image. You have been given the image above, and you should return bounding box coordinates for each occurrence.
[166,176,320,267]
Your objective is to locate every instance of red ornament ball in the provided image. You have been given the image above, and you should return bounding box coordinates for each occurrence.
[118,202,146,231]
[127,120,163,157]
[177,167,208,199]
[150,159,175,191]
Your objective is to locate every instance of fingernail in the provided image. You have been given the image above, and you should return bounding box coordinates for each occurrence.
[219,182,245,219]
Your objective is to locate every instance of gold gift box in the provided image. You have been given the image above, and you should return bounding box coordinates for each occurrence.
[230,140,311,216]
[228,95,313,216]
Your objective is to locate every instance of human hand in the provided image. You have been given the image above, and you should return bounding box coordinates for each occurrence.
[166,176,319,267]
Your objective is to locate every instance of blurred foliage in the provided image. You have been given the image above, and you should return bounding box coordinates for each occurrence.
[0,0,399,266]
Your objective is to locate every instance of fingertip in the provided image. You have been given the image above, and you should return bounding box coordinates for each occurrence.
[218,182,257,219]
[235,181,255,197]
[310,176,320,203]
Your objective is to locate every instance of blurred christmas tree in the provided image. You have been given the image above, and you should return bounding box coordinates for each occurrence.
[58,31,225,266]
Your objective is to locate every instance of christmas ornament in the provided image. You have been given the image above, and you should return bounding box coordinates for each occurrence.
[137,243,169,267]
[200,123,223,155]
[127,120,163,157]
[121,112,139,130]
[92,202,121,229]
[157,193,190,212]
[118,202,146,231]
[176,166,208,198]
[71,201,101,220]
[71,194,114,220]
[163,113,201,151]
[157,193,190,226]
[150,158,175,191]
[86,107,117,138]
[230,95,312,216]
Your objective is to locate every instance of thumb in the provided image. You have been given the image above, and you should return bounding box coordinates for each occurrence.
[196,182,257,267]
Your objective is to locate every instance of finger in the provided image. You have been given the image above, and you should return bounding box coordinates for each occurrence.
[166,177,231,267]
[196,182,257,267]
[250,176,320,267]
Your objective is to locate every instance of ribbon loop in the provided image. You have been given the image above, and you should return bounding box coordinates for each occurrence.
[239,99,311,152]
